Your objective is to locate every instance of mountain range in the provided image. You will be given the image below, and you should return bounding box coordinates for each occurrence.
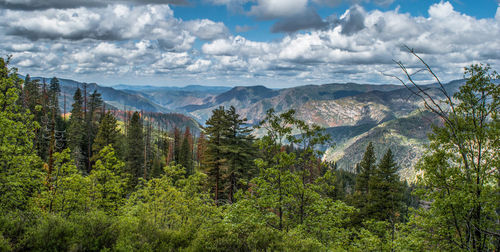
[29,75,464,180]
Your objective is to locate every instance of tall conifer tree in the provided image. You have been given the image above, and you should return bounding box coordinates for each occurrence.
[204,106,228,205]
[126,111,144,187]
[68,88,86,170]
[223,106,256,203]
[368,149,403,222]
[179,127,194,176]
[352,142,377,224]
[92,112,120,159]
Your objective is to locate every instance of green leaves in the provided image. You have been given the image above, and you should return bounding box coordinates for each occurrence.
[89,146,127,213]
[0,57,42,212]
[411,64,500,250]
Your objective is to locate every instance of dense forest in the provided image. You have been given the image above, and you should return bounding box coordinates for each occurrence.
[0,56,499,251]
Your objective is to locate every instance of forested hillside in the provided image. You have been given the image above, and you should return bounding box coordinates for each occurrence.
[0,57,499,251]
[22,73,469,178]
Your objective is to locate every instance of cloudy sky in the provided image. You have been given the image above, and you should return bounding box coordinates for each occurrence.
[1,0,499,87]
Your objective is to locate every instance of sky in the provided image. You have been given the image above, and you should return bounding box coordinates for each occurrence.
[1,0,499,88]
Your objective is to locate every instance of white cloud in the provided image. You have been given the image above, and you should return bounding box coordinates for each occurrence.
[187,59,212,72]
[249,0,308,19]
[0,0,188,10]
[2,4,179,41]
[0,1,499,86]
[184,19,229,40]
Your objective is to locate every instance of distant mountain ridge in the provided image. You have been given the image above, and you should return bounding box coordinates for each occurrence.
[182,79,464,179]
[114,84,232,93]
[29,77,170,113]
[25,74,465,180]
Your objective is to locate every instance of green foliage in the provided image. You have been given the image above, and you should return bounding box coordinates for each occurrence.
[0,57,42,212]
[355,142,376,195]
[351,142,376,224]
[368,149,403,223]
[413,64,499,250]
[89,145,127,213]
[126,111,144,187]
[3,56,499,251]
[204,106,229,205]
[21,213,76,252]
[36,149,90,215]
[179,127,194,176]
[67,88,86,170]
[93,112,121,157]
[71,210,118,251]
[0,233,10,252]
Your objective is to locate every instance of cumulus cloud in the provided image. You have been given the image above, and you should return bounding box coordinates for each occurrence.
[1,1,499,87]
[183,19,229,40]
[271,8,328,33]
[3,5,178,40]
[197,2,500,84]
[1,4,229,45]
[340,5,366,35]
[210,0,395,34]
[0,0,188,10]
[248,0,308,19]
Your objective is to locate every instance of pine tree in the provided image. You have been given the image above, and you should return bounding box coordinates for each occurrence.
[223,106,256,203]
[179,127,194,176]
[23,74,39,113]
[204,106,228,205]
[35,79,51,160]
[351,142,377,224]
[49,77,60,109]
[85,90,103,172]
[196,132,207,166]
[92,112,120,158]
[68,88,86,171]
[126,111,144,187]
[173,127,181,164]
[368,149,403,222]
[355,142,376,195]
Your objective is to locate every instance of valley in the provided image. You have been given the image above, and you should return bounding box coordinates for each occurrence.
[36,75,464,180]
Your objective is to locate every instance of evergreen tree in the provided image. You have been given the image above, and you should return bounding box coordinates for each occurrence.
[409,64,500,250]
[35,79,51,160]
[355,142,376,194]
[67,88,86,171]
[204,106,228,205]
[223,106,256,203]
[368,149,403,223]
[84,90,103,172]
[351,142,377,224]
[173,127,181,164]
[179,127,194,176]
[49,77,60,109]
[254,108,297,230]
[126,111,144,187]
[92,112,121,158]
[196,132,207,166]
[23,74,39,113]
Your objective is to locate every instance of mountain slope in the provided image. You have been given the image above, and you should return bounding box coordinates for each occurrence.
[31,77,170,113]
[116,84,232,112]
[323,110,443,181]
[188,82,404,124]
